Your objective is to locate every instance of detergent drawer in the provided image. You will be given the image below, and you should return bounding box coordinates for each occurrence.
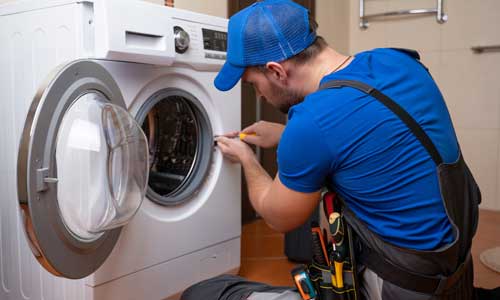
[93,0,175,66]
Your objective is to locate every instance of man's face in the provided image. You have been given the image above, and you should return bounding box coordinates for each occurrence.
[242,67,303,114]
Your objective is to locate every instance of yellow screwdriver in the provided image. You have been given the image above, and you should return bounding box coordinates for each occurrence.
[238,132,256,140]
[214,132,256,146]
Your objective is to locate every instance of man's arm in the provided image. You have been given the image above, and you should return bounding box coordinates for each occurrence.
[216,136,321,233]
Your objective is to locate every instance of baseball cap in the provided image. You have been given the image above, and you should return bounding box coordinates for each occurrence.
[214,0,316,91]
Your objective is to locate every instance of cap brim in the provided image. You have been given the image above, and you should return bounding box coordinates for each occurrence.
[214,61,245,91]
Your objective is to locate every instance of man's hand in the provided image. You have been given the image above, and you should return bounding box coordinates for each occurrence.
[215,136,256,164]
[217,130,320,234]
[240,121,285,148]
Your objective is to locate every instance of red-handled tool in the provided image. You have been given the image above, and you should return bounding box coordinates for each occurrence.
[323,192,348,290]
[311,224,330,266]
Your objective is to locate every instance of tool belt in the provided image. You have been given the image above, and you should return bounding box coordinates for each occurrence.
[292,191,359,300]
[292,190,475,300]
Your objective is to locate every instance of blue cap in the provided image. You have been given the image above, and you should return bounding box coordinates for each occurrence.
[214,0,316,91]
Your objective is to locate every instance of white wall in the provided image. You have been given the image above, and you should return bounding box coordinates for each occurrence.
[348,0,500,211]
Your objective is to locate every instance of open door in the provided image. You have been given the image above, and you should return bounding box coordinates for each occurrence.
[17,60,149,279]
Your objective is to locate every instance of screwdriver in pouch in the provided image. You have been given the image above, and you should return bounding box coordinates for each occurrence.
[330,211,346,290]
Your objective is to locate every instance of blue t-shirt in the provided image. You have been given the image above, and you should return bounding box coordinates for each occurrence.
[277,48,457,250]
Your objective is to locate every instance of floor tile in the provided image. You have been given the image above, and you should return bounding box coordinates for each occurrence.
[241,234,286,258]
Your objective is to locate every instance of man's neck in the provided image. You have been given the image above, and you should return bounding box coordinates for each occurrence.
[296,47,352,95]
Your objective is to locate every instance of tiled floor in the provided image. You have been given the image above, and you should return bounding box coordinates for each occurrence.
[239,209,500,289]
[239,219,296,286]
[472,209,500,288]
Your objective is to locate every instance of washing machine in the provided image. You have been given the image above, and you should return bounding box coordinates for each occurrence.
[0,0,241,299]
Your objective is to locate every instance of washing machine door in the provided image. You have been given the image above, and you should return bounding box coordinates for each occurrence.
[17,60,149,279]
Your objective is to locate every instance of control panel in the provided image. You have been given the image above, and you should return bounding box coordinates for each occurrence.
[90,1,228,69]
[172,13,228,70]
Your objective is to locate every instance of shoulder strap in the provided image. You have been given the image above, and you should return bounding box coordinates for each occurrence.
[318,80,443,166]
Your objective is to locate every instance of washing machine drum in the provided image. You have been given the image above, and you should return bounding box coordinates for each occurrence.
[17,60,149,279]
[138,89,213,206]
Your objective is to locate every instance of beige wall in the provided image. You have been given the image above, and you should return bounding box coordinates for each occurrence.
[316,0,350,54]
[175,0,227,18]
[348,0,500,211]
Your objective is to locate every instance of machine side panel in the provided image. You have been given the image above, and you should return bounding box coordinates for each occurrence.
[0,3,91,300]
[0,9,12,300]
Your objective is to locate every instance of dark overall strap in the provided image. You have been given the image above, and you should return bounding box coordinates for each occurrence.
[318,80,443,166]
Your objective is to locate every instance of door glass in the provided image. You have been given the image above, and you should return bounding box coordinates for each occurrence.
[56,92,148,241]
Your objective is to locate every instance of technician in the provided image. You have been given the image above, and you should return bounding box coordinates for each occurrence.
[214,0,480,299]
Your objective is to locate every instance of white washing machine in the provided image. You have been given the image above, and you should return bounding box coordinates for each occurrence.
[0,1,241,299]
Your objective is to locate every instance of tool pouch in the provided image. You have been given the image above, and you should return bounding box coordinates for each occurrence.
[293,256,359,300]
[306,260,358,300]
[292,192,359,300]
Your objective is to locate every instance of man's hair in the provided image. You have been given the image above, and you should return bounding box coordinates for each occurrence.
[287,15,327,65]
[257,13,327,71]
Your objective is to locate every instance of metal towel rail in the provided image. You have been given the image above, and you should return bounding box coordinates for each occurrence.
[471,45,500,54]
[359,0,447,29]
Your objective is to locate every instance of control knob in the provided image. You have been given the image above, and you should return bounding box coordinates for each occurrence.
[174,26,190,54]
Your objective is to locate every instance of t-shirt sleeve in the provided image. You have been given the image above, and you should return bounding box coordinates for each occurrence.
[277,108,332,193]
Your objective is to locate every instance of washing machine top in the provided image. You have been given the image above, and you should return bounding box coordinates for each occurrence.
[0,0,229,70]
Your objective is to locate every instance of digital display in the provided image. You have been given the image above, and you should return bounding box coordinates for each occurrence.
[202,28,227,52]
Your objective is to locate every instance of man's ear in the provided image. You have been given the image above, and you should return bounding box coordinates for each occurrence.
[265,62,287,82]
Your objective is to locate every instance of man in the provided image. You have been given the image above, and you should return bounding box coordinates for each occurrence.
[201,0,480,299]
